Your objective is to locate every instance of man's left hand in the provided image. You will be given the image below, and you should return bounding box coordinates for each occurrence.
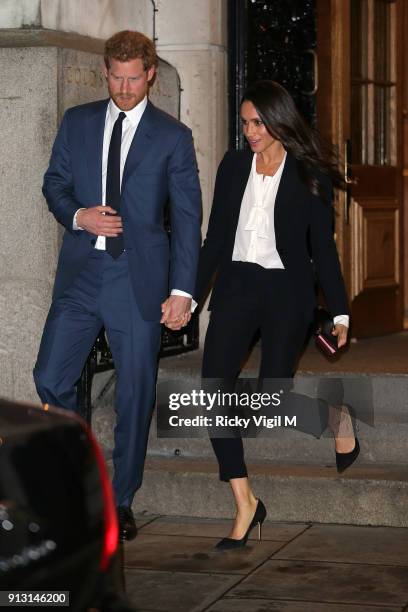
[161,296,192,330]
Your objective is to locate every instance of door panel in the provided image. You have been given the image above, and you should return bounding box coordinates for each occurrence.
[317,0,404,337]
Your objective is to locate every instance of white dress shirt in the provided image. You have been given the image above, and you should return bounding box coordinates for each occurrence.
[231,152,349,328]
[73,96,191,300]
[96,96,148,249]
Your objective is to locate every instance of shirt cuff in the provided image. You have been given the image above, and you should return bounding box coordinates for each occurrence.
[170,289,196,313]
[333,315,349,328]
[73,208,86,230]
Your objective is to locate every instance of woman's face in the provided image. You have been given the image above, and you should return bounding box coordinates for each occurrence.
[241,100,278,154]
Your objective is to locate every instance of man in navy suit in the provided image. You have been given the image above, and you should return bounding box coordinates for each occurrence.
[33,30,201,540]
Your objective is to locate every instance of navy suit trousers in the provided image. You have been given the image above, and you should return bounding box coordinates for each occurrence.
[33,249,161,506]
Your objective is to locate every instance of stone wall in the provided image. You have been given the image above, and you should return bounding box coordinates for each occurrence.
[0,46,58,402]
[0,0,153,38]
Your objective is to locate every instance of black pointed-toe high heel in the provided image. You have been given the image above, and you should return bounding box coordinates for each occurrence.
[336,437,360,473]
[215,499,267,551]
[334,404,360,473]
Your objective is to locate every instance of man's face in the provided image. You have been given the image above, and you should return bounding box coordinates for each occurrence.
[104,57,155,111]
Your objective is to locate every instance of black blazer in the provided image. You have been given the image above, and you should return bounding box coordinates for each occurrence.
[195,149,349,317]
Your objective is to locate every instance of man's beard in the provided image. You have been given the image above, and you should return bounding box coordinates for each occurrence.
[112,93,139,109]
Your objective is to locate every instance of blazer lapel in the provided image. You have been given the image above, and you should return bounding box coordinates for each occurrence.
[122,100,157,188]
[85,99,109,203]
[274,151,298,227]
[230,149,253,232]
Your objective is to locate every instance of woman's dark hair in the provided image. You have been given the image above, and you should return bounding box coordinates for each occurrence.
[241,80,344,199]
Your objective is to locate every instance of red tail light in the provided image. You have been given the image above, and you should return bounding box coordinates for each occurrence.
[86,427,118,570]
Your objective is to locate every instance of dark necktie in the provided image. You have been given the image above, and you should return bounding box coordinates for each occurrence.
[106,111,126,258]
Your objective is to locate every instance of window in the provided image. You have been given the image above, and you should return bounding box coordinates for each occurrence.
[351,0,397,165]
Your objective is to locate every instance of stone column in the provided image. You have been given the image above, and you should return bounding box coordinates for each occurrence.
[155,0,229,338]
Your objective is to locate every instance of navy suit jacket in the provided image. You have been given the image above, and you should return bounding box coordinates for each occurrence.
[43,99,202,321]
[195,149,349,318]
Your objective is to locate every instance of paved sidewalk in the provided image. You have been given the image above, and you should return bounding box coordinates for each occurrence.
[119,514,408,612]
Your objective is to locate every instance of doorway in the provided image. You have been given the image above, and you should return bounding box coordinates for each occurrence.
[317,0,405,337]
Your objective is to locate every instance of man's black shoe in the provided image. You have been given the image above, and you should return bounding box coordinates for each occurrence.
[117,506,137,541]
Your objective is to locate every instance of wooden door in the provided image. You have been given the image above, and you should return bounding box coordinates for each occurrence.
[317,0,404,338]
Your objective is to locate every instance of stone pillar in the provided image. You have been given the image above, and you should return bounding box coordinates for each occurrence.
[155,0,229,338]
[0,44,58,403]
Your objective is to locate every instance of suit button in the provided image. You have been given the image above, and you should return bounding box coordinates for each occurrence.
[91,239,96,245]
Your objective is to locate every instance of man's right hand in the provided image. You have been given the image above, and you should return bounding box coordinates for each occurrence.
[76,206,123,237]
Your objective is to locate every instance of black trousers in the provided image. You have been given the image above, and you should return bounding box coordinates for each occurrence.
[202,262,316,482]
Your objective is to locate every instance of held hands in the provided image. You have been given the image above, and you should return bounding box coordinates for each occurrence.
[332,323,348,348]
[76,206,123,237]
[161,295,192,331]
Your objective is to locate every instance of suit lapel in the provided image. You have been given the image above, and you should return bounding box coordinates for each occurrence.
[85,99,108,203]
[122,100,157,188]
[230,149,253,226]
[223,150,252,247]
[274,151,298,226]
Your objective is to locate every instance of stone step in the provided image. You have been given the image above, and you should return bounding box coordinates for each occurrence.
[93,397,408,465]
[97,415,408,466]
[94,348,408,529]
[145,420,408,465]
[127,456,408,528]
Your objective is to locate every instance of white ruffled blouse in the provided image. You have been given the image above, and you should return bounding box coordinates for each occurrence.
[232,152,286,268]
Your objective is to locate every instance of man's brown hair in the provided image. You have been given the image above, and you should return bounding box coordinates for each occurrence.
[104,30,158,71]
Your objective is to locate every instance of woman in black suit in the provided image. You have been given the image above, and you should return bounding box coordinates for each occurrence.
[195,81,359,550]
